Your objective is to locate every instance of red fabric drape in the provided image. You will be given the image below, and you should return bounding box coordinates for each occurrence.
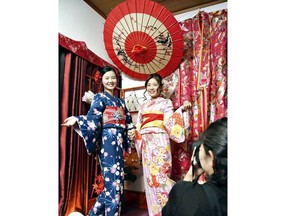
[59,52,92,216]
[171,9,228,181]
[59,34,113,216]
[59,52,72,215]
[59,33,117,71]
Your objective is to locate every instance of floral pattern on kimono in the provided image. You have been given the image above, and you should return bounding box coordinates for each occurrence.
[74,92,134,216]
[170,10,227,180]
[134,97,185,216]
[175,10,228,140]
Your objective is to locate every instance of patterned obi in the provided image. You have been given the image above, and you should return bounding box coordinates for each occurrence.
[103,106,126,127]
[141,112,164,129]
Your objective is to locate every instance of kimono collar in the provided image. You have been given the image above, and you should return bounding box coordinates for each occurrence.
[103,91,117,101]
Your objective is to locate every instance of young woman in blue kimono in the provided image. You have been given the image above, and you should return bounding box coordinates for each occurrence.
[62,66,135,216]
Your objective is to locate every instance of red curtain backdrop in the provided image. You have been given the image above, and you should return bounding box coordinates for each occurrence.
[59,33,116,216]
[171,9,228,181]
[59,33,117,70]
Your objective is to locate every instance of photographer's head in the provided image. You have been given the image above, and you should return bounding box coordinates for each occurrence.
[191,117,227,184]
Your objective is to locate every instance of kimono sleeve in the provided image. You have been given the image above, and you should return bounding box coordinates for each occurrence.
[122,99,135,153]
[134,105,143,157]
[75,93,105,154]
[164,99,185,143]
[123,99,135,130]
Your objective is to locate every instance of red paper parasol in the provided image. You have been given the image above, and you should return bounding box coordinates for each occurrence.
[103,0,184,80]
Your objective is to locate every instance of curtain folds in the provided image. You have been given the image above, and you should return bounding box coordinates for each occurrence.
[59,33,116,70]
[59,34,107,216]
[59,48,89,216]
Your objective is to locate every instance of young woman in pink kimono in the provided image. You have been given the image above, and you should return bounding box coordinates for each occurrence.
[129,74,191,216]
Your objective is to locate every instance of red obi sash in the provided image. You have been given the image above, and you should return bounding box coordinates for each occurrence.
[141,113,164,129]
[103,106,126,125]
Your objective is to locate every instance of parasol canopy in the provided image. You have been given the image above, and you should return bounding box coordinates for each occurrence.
[103,0,184,80]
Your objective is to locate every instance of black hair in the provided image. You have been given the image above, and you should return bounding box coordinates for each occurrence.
[143,73,163,100]
[203,117,227,157]
[144,73,163,88]
[194,117,227,185]
[99,66,116,76]
[96,66,118,92]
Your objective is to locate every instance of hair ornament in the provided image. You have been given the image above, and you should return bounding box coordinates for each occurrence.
[93,70,102,84]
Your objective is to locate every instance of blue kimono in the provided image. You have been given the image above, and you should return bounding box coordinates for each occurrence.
[75,92,134,216]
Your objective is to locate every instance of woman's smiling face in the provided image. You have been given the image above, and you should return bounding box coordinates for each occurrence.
[146,78,161,98]
[102,70,117,92]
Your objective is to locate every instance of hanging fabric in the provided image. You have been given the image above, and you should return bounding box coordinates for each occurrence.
[125,91,141,112]
[170,9,227,181]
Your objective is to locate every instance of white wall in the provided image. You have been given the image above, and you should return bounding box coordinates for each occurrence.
[58,0,111,65]
[174,2,227,21]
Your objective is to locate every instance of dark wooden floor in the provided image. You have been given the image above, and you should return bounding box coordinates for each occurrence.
[121,191,149,216]
[87,190,149,215]
[121,205,149,216]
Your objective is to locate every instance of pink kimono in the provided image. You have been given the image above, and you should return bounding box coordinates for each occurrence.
[134,96,185,216]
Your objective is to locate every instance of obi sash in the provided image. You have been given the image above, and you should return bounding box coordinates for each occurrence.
[103,106,126,126]
[141,113,164,129]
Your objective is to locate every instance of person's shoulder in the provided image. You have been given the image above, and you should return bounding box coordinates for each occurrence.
[93,92,104,99]
[139,99,149,108]
[94,92,104,96]
[205,181,227,193]
[163,96,172,102]
[168,180,193,198]
[157,97,172,104]
[173,180,192,190]
[162,97,173,107]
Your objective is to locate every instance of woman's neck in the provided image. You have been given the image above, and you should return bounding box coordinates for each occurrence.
[151,95,161,99]
[104,89,114,96]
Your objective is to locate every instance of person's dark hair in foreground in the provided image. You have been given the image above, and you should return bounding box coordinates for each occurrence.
[162,117,227,216]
